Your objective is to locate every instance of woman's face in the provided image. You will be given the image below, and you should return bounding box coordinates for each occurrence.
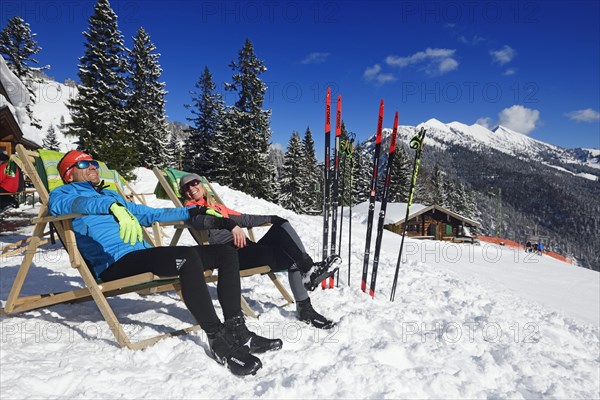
[184,179,205,201]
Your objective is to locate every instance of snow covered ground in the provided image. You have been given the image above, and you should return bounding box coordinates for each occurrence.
[1,169,599,399]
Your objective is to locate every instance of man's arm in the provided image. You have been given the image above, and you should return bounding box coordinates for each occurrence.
[124,201,193,227]
[49,184,116,216]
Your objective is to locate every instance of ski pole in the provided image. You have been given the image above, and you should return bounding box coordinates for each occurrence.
[390,128,426,302]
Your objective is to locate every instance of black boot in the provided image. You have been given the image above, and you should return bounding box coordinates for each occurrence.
[297,298,335,330]
[302,254,341,291]
[207,325,262,376]
[224,313,283,354]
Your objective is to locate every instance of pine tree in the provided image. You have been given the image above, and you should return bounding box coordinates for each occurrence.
[42,124,61,151]
[430,163,446,206]
[67,0,136,177]
[224,38,273,199]
[301,126,321,211]
[0,16,44,129]
[266,163,280,204]
[127,27,169,168]
[167,133,182,169]
[388,145,411,202]
[352,142,370,204]
[336,124,353,207]
[184,66,226,179]
[443,179,458,209]
[280,131,305,212]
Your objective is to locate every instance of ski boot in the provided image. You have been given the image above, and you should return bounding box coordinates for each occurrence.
[302,254,341,291]
[224,313,283,353]
[297,298,335,330]
[207,325,262,376]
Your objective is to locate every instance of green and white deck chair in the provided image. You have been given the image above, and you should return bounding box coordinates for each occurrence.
[0,145,221,350]
[152,167,295,311]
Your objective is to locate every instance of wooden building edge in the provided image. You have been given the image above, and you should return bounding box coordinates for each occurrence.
[385,204,481,242]
[0,105,41,155]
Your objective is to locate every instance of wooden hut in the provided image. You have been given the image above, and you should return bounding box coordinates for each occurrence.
[384,203,481,242]
[0,56,41,155]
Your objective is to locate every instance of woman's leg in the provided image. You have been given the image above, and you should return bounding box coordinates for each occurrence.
[256,220,314,271]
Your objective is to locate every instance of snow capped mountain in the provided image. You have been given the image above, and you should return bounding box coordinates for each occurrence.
[379,118,599,181]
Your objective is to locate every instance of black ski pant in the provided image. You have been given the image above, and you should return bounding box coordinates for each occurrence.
[239,219,314,271]
[236,220,315,302]
[99,245,240,333]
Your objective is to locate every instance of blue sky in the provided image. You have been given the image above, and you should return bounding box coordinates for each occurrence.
[2,0,599,153]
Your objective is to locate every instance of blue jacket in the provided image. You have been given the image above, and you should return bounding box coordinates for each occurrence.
[49,181,190,277]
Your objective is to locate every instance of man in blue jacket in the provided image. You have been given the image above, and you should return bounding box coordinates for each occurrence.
[49,150,281,376]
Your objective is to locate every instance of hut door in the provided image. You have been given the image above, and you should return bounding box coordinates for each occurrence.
[427,223,437,239]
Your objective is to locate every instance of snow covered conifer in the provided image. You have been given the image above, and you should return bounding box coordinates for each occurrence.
[388,145,411,202]
[280,131,305,212]
[67,0,136,177]
[352,142,370,203]
[430,163,446,206]
[224,38,273,199]
[127,27,169,168]
[0,16,45,129]
[42,124,61,151]
[301,127,321,211]
[184,66,226,179]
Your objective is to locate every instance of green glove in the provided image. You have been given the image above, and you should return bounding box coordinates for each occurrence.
[109,203,143,245]
[188,206,223,218]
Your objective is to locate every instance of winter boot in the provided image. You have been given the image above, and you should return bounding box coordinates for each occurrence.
[224,313,283,354]
[207,325,262,376]
[297,298,336,330]
[302,254,341,291]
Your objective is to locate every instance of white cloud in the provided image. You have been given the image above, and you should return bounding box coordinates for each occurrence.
[301,52,330,64]
[458,34,485,46]
[439,58,459,73]
[503,68,517,76]
[475,117,492,129]
[490,45,516,64]
[363,64,397,85]
[566,108,600,122]
[385,48,459,75]
[498,105,540,134]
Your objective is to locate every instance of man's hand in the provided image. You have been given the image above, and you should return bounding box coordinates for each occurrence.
[231,226,247,248]
[109,203,143,245]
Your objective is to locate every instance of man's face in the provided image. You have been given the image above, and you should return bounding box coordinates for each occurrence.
[70,161,100,185]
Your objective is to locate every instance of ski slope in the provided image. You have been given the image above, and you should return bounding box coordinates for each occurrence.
[1,168,598,399]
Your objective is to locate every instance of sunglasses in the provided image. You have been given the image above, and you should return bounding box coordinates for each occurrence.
[182,179,201,191]
[66,160,99,173]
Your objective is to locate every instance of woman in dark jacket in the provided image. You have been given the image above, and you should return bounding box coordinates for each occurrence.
[181,173,339,330]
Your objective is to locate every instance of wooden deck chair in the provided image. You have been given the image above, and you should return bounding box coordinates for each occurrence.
[152,167,294,308]
[0,144,231,350]
[1,154,55,257]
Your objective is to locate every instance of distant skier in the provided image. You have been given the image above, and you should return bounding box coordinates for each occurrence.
[537,242,543,255]
[525,241,532,253]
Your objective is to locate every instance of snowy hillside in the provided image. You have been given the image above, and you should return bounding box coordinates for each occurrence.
[29,79,78,152]
[1,169,598,398]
